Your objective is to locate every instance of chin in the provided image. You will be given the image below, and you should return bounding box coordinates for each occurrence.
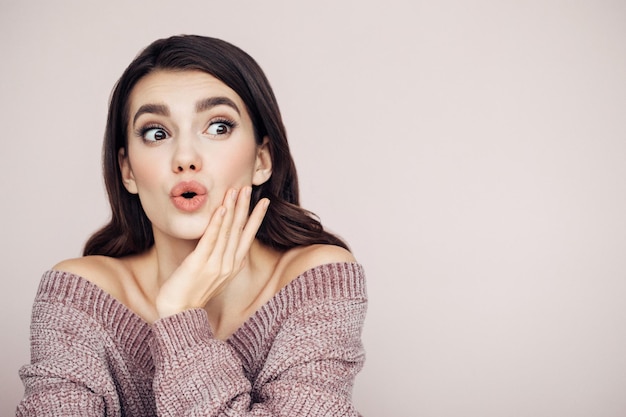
[167,218,210,241]
[174,231,205,241]
[177,227,209,241]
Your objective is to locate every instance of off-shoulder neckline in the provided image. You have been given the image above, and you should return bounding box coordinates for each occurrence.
[41,262,365,343]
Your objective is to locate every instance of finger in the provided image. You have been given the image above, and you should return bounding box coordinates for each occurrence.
[205,188,239,264]
[234,197,270,263]
[221,186,253,265]
[193,205,226,256]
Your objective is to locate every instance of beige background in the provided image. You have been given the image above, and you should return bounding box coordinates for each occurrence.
[1,1,625,415]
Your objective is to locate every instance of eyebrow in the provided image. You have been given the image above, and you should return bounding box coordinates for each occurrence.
[133,103,169,124]
[195,96,240,115]
[132,96,241,125]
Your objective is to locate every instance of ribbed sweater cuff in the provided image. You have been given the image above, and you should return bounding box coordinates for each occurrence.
[151,309,215,355]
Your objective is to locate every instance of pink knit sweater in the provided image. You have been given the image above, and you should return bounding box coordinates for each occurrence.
[17,262,366,416]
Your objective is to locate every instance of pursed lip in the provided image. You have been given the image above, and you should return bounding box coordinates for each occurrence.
[170,180,208,198]
[170,181,208,212]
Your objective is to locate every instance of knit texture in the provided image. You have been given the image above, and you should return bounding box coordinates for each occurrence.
[17,262,367,416]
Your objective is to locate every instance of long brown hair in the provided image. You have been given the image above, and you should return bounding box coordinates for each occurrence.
[84,35,348,257]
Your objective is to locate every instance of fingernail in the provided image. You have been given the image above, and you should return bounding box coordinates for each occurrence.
[219,206,226,216]
[231,189,238,200]
[263,199,270,209]
[245,186,252,197]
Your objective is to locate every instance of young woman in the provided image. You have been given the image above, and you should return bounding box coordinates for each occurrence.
[17,35,367,416]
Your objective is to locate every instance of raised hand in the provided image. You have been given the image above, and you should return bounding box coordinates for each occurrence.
[156,186,269,318]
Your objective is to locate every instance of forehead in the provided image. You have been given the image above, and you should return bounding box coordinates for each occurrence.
[128,70,246,113]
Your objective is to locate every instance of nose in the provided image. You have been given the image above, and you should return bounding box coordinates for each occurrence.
[172,136,202,173]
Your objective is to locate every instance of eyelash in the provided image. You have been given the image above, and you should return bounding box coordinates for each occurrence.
[135,124,168,142]
[206,118,237,137]
[134,118,238,143]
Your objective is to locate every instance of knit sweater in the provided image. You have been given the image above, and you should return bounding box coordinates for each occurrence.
[17,262,366,416]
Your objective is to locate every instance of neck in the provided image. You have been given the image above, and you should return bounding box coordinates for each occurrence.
[147,230,281,297]
[138,231,282,337]
[152,234,199,286]
[204,240,282,325]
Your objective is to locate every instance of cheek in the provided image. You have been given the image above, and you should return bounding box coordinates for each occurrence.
[211,142,258,185]
[127,149,164,191]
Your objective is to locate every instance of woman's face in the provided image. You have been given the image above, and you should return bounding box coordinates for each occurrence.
[119,70,271,242]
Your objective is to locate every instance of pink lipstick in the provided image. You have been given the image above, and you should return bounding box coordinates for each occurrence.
[170,181,208,212]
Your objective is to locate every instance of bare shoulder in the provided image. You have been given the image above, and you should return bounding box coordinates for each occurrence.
[277,244,357,286]
[52,255,128,301]
[290,244,356,268]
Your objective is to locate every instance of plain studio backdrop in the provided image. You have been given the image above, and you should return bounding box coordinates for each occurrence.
[1,1,625,415]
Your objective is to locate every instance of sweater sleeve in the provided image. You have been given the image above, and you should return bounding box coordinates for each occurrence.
[16,302,112,416]
[150,295,367,416]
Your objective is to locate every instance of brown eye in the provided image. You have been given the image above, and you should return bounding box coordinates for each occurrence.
[143,127,169,142]
[207,122,232,136]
